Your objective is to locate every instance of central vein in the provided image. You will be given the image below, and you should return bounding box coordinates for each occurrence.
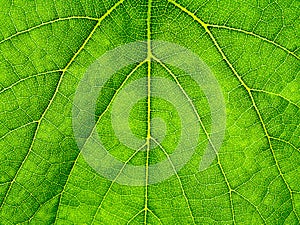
[146,1,152,140]
[145,0,152,223]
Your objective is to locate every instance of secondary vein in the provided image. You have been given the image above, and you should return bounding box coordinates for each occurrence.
[0,0,124,220]
[206,24,300,60]
[0,16,99,45]
[167,0,299,222]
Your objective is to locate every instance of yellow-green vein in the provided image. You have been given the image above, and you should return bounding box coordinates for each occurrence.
[167,0,299,222]
[54,59,144,224]
[91,143,147,224]
[144,0,152,224]
[152,55,235,224]
[207,24,300,60]
[151,137,196,224]
[0,70,63,94]
[0,16,99,45]
[0,0,124,219]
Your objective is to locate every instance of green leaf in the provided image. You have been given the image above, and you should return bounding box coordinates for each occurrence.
[0,0,299,224]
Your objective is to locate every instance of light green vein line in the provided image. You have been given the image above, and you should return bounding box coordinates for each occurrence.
[167,0,208,28]
[0,0,124,218]
[55,58,144,224]
[151,137,196,224]
[0,121,38,140]
[127,209,145,224]
[251,88,300,109]
[270,137,300,153]
[0,70,63,94]
[153,55,235,224]
[148,208,162,224]
[19,193,62,224]
[0,182,11,186]
[91,143,147,224]
[209,29,300,223]
[145,0,152,224]
[167,0,299,222]
[144,61,151,224]
[0,16,99,44]
[232,190,267,224]
[207,24,300,60]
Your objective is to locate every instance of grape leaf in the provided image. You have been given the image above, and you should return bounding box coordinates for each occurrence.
[0,0,299,224]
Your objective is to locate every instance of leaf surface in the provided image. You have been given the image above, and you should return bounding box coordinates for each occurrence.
[0,0,299,224]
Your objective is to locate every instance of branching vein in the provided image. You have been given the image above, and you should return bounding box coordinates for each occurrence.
[167,0,299,221]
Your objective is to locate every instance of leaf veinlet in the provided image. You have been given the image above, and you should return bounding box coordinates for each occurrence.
[0,0,299,224]
[71,3,226,224]
[0,0,122,214]
[0,0,125,223]
[168,0,300,223]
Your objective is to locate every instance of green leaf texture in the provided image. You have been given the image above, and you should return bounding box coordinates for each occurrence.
[0,0,299,224]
